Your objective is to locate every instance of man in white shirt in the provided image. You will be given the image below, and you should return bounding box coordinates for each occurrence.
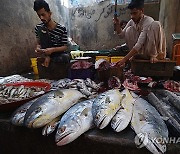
[114,0,166,66]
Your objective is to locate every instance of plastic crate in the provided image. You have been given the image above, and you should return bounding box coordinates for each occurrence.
[95,56,111,62]
[131,59,176,77]
[110,56,124,63]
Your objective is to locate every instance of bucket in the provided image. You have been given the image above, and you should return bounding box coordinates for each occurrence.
[30,58,38,75]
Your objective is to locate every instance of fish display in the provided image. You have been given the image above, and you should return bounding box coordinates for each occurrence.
[24,89,85,128]
[111,89,134,132]
[55,99,94,146]
[92,89,125,129]
[11,98,37,126]
[5,74,178,153]
[148,92,180,133]
[131,97,168,154]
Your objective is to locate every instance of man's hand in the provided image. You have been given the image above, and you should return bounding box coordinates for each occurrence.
[150,57,158,63]
[44,48,54,55]
[112,59,126,68]
[35,48,45,54]
[113,17,121,33]
[42,56,51,67]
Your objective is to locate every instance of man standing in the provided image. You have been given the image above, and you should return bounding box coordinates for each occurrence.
[33,0,70,67]
[114,0,166,66]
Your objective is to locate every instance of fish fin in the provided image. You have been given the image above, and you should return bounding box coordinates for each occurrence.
[54,90,64,98]
[105,96,111,104]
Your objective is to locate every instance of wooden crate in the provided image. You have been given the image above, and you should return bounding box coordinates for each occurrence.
[131,59,176,77]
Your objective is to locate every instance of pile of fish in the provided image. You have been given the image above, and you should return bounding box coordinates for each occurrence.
[0,75,32,84]
[11,88,173,154]
[148,90,180,134]
[51,78,103,98]
[0,85,46,104]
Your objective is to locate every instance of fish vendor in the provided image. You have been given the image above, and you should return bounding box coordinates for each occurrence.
[33,0,70,67]
[114,0,167,66]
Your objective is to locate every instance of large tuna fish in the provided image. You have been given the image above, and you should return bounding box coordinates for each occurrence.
[111,89,134,132]
[55,99,95,146]
[24,89,85,128]
[131,97,168,154]
[92,89,125,129]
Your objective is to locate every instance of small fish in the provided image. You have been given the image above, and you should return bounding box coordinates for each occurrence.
[92,89,125,129]
[131,97,168,154]
[55,99,95,146]
[111,89,134,132]
[42,116,61,136]
[24,89,85,128]
[11,98,38,126]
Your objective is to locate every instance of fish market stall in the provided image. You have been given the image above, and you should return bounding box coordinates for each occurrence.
[0,73,180,154]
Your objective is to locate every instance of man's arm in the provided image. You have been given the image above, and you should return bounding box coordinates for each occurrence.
[114,18,122,34]
[43,46,68,56]
[116,48,138,66]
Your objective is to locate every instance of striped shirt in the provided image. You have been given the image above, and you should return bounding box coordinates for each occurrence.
[35,23,68,47]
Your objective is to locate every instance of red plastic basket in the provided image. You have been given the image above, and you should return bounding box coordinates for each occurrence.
[0,81,51,112]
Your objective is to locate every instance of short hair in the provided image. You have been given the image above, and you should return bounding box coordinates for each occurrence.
[33,0,50,12]
[127,0,144,10]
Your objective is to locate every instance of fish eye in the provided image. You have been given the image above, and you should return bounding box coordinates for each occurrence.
[96,115,100,120]
[60,126,66,133]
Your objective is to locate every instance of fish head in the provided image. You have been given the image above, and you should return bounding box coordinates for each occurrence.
[11,100,35,126]
[111,110,127,132]
[24,105,44,128]
[93,111,112,129]
[55,118,80,146]
[142,134,167,154]
[11,110,26,126]
[24,98,56,128]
